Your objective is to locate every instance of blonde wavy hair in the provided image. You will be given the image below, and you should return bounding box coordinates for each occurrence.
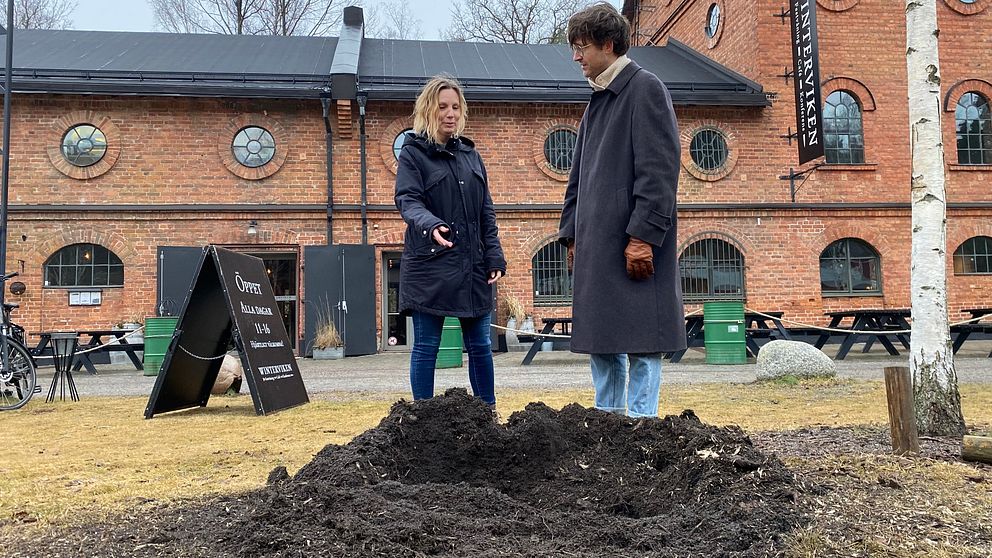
[413,75,468,145]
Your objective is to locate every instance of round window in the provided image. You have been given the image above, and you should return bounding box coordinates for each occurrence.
[61,124,108,167]
[941,0,987,15]
[393,128,413,160]
[689,129,729,171]
[705,3,721,38]
[232,126,276,168]
[543,128,578,173]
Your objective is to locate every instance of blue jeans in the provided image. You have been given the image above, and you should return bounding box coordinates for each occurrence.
[589,353,662,418]
[409,311,496,405]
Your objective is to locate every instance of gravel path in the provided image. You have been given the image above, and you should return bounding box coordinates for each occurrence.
[39,340,992,399]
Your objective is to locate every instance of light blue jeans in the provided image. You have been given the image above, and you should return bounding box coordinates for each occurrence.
[589,353,662,418]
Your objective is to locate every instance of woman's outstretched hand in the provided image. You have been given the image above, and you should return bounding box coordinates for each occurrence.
[432,225,454,248]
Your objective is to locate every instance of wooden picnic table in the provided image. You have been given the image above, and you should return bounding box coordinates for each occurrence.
[520,318,571,365]
[814,309,911,360]
[32,329,144,375]
[952,308,992,357]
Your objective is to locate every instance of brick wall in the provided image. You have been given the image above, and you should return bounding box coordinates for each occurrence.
[6,209,324,338]
[6,0,992,347]
[617,0,992,326]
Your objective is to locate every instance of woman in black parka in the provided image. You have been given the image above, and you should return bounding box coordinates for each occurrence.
[394,75,507,410]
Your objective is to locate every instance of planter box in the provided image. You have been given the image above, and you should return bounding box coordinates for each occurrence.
[313,346,344,360]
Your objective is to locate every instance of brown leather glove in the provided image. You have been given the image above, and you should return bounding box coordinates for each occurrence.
[624,237,654,280]
[567,243,575,272]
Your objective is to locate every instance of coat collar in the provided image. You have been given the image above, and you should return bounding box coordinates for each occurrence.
[404,133,475,157]
[602,61,642,96]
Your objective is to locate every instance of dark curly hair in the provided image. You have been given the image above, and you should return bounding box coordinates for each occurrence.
[567,2,631,56]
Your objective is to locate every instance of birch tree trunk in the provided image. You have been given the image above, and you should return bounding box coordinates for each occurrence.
[905,0,965,436]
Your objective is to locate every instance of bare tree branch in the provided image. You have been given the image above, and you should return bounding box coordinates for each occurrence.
[444,0,590,44]
[13,0,76,30]
[257,0,349,36]
[151,0,347,36]
[365,0,423,40]
[150,0,265,34]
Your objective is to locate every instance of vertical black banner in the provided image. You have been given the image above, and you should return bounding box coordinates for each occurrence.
[790,0,824,164]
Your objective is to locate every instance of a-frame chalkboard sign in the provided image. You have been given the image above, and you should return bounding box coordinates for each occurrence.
[145,246,309,418]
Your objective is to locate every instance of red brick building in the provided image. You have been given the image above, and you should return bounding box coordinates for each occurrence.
[622,0,992,326]
[2,2,989,355]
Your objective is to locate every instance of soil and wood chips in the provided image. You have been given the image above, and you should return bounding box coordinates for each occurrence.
[11,389,806,557]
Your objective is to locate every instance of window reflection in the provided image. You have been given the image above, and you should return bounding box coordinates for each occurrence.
[819,238,881,295]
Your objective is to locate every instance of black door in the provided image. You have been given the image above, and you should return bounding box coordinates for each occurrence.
[157,246,205,317]
[382,252,414,351]
[303,245,376,357]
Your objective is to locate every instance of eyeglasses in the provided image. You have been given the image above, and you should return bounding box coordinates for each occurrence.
[570,43,593,55]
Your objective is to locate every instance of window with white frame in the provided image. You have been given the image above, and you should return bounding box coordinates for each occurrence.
[824,90,865,164]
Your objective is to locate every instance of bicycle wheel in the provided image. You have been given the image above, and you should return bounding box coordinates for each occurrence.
[0,338,37,411]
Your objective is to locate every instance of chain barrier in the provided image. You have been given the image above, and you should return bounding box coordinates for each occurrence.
[178,345,231,361]
[490,307,988,339]
[490,323,571,339]
[25,324,228,363]
[744,307,990,336]
[30,325,147,362]
[24,307,987,362]
[490,307,703,340]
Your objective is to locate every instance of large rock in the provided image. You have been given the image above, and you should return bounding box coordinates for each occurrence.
[212,354,244,395]
[756,340,836,380]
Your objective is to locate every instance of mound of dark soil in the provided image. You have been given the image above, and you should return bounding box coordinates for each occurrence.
[17,390,803,557]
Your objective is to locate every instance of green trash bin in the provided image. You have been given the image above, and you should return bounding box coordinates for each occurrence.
[703,302,746,365]
[436,317,464,369]
[143,316,180,376]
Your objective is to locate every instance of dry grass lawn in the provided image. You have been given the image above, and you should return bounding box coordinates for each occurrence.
[1,378,990,535]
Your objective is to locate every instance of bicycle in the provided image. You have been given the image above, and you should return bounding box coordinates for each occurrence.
[0,272,39,410]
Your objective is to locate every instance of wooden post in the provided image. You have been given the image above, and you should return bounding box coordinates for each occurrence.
[884,366,920,455]
[962,436,992,464]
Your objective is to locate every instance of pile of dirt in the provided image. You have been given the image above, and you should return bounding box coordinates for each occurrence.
[17,389,804,557]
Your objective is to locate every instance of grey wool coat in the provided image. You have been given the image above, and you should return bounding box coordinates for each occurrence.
[558,61,687,354]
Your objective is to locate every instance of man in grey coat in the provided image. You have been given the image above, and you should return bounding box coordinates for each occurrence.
[558,2,686,418]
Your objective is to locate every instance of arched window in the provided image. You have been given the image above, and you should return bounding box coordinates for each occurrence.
[544,128,578,174]
[819,238,881,295]
[44,244,124,288]
[823,90,865,164]
[532,241,572,305]
[679,237,745,302]
[953,236,992,274]
[955,92,992,165]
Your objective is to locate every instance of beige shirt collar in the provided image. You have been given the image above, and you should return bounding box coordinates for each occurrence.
[588,55,632,91]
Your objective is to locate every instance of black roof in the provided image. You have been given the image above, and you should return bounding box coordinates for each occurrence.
[1,29,337,98]
[1,29,766,106]
[358,38,766,105]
